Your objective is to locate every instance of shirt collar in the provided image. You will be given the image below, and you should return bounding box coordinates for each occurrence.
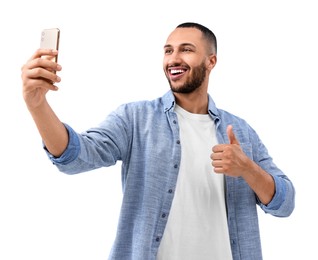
[162,90,220,120]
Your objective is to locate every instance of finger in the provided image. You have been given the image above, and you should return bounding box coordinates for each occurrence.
[213,167,224,174]
[22,59,62,83]
[28,48,58,62]
[212,161,223,169]
[211,161,224,174]
[23,67,61,85]
[227,125,239,145]
[24,63,60,80]
[26,56,61,71]
[24,79,58,93]
[212,144,227,153]
[210,151,222,160]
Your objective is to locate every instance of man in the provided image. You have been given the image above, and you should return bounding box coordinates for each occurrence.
[21,22,295,260]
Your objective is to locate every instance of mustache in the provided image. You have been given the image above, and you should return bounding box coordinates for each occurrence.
[166,63,190,70]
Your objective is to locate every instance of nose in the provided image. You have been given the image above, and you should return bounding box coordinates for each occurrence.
[165,51,182,66]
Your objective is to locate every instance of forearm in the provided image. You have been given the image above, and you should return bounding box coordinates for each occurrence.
[242,160,275,205]
[28,100,68,157]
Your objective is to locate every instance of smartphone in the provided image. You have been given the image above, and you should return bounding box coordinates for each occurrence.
[40,28,60,63]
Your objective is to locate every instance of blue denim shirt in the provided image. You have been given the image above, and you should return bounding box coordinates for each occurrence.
[46,90,295,260]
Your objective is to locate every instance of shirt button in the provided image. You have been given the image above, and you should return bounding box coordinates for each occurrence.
[174,164,178,169]
[168,189,173,193]
[156,237,160,242]
[176,140,180,144]
[173,120,177,124]
[161,213,166,218]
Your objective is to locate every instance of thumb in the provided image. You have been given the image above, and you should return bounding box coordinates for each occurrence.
[227,125,239,145]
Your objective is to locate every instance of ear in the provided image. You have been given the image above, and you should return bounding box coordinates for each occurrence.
[207,54,217,71]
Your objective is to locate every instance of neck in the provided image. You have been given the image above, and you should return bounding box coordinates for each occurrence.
[174,90,208,114]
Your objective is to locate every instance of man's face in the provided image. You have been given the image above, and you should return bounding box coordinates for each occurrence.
[163,27,210,94]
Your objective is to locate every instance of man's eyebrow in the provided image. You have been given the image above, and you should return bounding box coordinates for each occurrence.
[163,43,196,49]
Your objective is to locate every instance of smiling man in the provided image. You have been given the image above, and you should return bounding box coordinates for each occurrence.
[21,22,295,260]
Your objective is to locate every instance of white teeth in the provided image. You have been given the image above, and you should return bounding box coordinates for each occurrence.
[171,69,184,75]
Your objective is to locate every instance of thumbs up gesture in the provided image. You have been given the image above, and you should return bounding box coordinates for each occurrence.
[211,125,250,177]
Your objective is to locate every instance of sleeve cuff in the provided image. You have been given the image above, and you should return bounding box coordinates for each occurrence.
[43,123,80,165]
[259,174,286,211]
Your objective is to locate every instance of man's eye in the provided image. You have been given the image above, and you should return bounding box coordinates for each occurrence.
[165,49,172,54]
[183,48,192,52]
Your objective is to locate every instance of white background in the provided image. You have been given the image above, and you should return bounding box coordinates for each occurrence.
[1,0,317,259]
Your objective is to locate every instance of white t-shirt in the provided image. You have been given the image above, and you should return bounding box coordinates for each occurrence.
[157,105,232,260]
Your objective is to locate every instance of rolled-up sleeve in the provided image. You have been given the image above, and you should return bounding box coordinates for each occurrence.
[44,123,80,165]
[259,174,295,217]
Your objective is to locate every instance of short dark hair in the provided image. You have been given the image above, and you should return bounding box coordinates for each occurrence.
[176,22,217,54]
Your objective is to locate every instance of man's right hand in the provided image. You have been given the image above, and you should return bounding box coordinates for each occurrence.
[21,49,62,110]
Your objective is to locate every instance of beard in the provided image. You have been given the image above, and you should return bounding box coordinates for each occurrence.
[167,61,207,94]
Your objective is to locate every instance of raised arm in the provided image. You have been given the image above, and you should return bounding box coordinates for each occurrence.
[21,49,68,157]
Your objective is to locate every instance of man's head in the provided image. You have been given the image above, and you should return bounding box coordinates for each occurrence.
[163,22,217,94]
